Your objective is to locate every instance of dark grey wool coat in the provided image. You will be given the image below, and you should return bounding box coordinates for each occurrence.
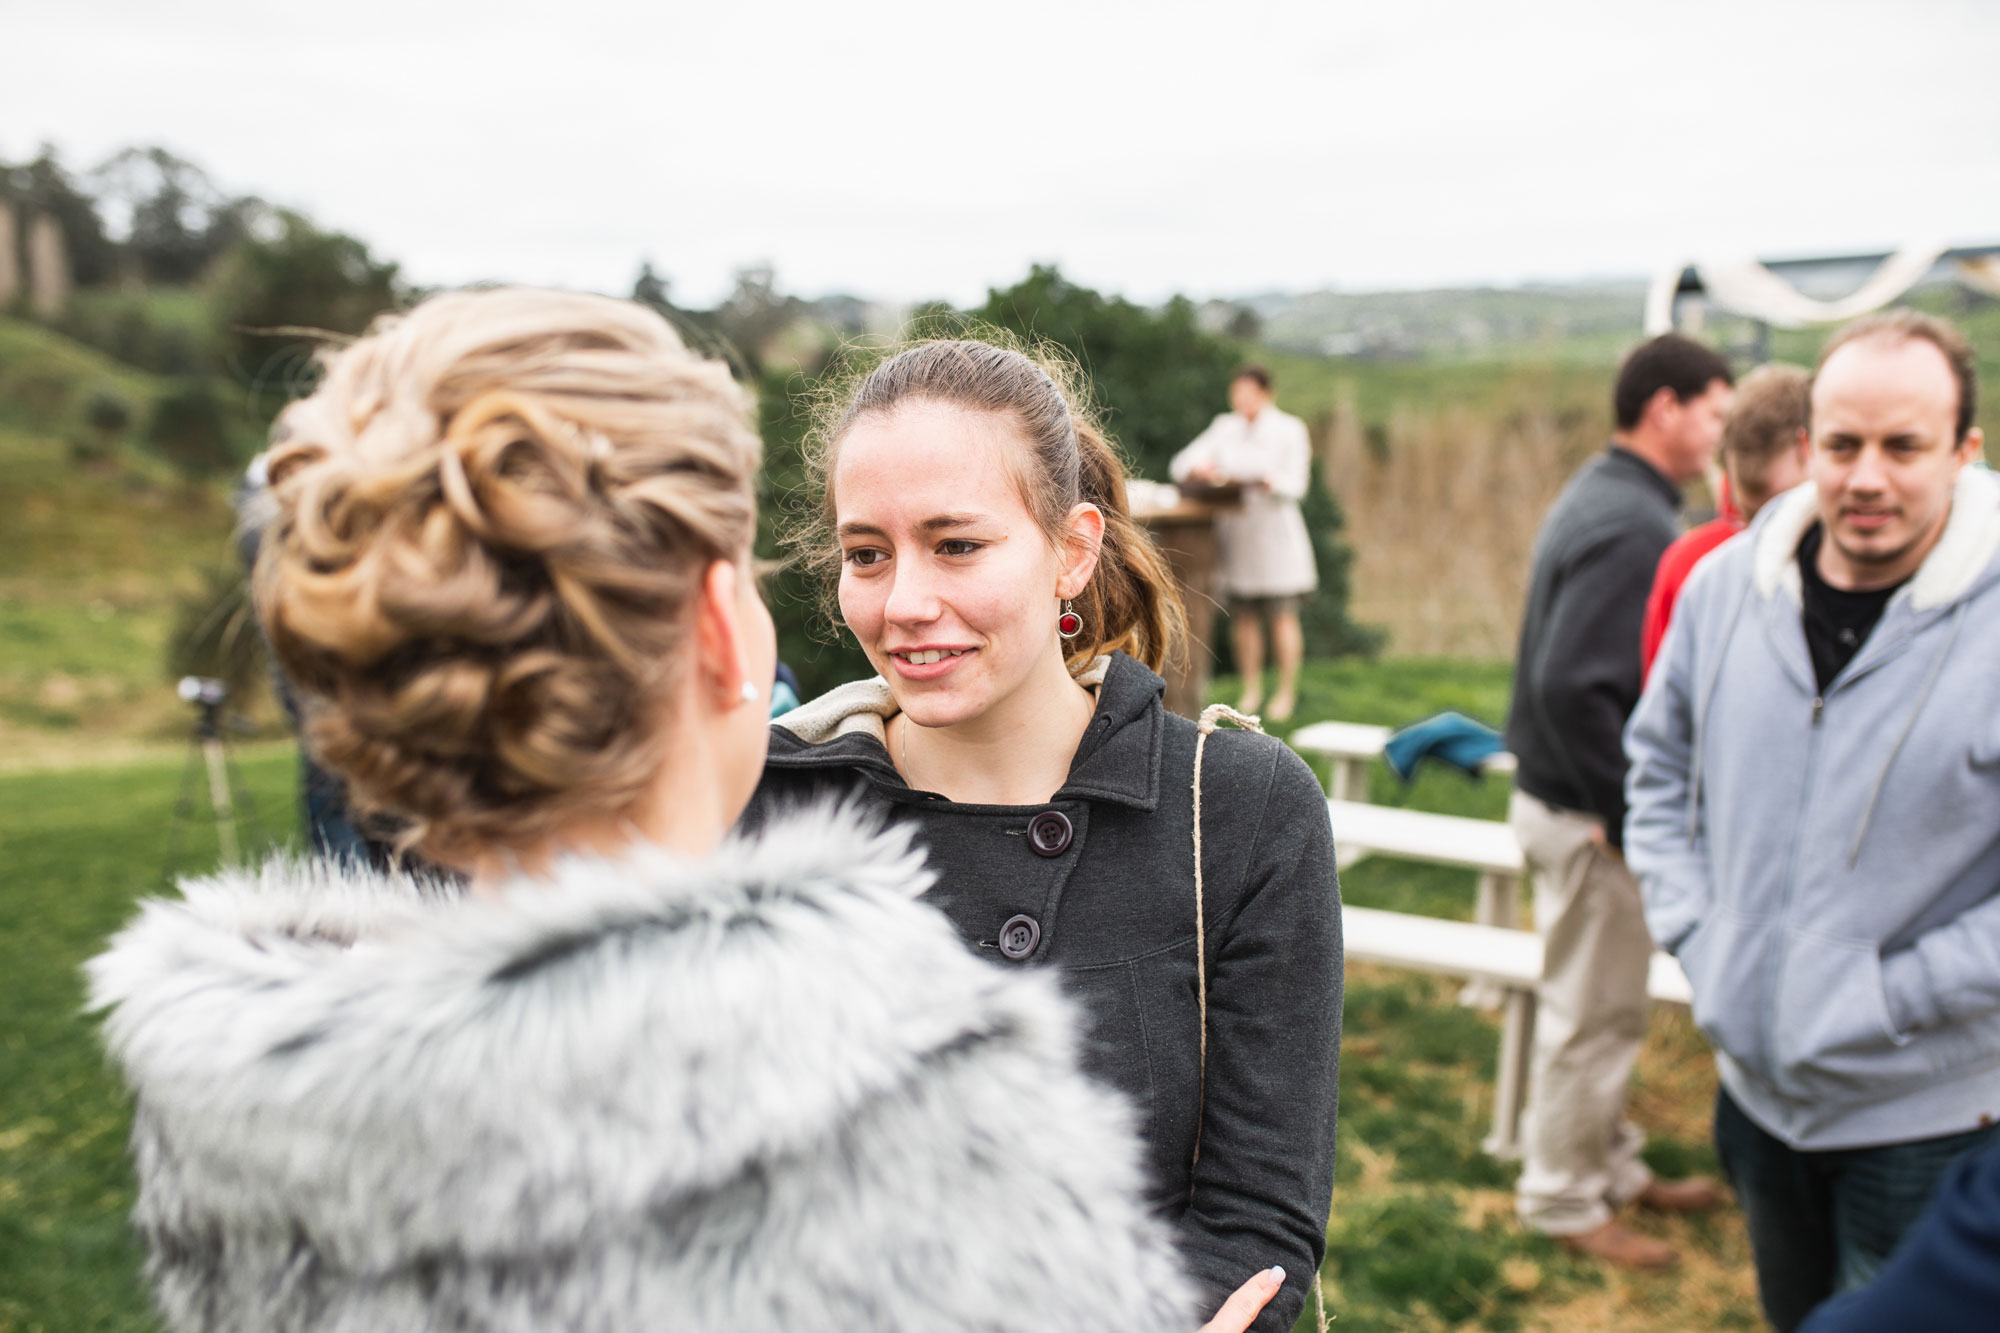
[745,652,1343,1332]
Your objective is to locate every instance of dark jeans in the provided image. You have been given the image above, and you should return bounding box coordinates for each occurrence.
[1715,1086,1999,1332]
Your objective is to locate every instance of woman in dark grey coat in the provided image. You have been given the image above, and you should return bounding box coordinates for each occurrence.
[743,339,1343,1333]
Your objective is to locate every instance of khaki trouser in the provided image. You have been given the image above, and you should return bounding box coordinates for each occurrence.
[1510,789,1655,1235]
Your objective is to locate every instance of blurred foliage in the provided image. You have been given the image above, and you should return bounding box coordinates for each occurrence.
[56,287,219,376]
[755,354,872,701]
[90,146,264,287]
[82,387,132,435]
[972,266,1376,661]
[209,210,402,408]
[0,143,119,288]
[970,263,1240,482]
[2,144,405,431]
[165,564,267,710]
[144,377,239,478]
[1298,459,1384,658]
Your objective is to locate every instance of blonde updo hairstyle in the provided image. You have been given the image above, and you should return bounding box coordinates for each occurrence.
[797,337,1187,676]
[255,288,761,864]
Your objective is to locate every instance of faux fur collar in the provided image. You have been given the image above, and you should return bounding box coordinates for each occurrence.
[1753,466,2000,611]
[84,808,1047,1270]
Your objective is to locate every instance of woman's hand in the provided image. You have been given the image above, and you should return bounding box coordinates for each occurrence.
[1197,1266,1285,1333]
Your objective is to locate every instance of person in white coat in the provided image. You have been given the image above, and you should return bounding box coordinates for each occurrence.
[1170,366,1318,720]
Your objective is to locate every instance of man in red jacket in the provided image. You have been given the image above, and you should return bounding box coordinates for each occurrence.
[1640,364,1812,679]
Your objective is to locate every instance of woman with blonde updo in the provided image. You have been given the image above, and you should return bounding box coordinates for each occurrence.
[86,289,1205,1333]
[744,338,1342,1333]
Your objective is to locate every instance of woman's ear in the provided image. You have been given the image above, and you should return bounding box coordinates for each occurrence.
[1056,502,1106,599]
[692,558,751,707]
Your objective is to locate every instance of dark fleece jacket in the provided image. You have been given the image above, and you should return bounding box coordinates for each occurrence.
[741,652,1342,1332]
[1504,445,1681,846]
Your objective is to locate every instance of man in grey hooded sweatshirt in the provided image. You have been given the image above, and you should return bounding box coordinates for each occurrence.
[1626,309,2000,1332]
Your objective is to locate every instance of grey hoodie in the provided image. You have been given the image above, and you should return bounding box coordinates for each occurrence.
[1626,467,2000,1149]
[87,808,1195,1332]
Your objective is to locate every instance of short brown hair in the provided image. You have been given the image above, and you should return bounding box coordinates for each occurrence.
[1721,364,1810,506]
[1614,334,1734,430]
[255,288,760,862]
[797,337,1186,675]
[1812,309,1979,443]
[1234,365,1272,391]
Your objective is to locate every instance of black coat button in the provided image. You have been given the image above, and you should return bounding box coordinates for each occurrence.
[1027,809,1073,857]
[999,914,1041,960]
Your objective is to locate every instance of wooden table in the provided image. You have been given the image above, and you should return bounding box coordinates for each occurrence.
[1134,487,1241,718]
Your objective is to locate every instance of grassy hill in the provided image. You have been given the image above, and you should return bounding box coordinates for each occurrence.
[0,316,258,769]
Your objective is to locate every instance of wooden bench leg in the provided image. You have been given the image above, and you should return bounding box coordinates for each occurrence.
[1482,984,1536,1161]
[1329,757,1368,803]
[1458,871,1520,1009]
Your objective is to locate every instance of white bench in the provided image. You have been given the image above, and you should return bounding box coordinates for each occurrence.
[1329,796,1525,947]
[1291,719,1516,803]
[1345,905,1692,1159]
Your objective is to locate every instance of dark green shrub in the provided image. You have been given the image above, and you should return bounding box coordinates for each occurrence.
[83,388,130,435]
[144,378,236,477]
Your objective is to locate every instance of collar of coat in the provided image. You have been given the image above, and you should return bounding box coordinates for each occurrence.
[84,806,1076,1270]
[1752,465,2000,612]
[765,651,1167,812]
[1603,442,1686,508]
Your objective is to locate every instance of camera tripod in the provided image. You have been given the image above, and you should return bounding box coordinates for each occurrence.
[162,676,264,885]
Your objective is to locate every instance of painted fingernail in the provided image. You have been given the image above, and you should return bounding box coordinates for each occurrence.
[1268,1266,1286,1284]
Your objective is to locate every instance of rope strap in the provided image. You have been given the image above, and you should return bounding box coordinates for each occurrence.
[1194,702,1330,1332]
[1189,703,1261,1183]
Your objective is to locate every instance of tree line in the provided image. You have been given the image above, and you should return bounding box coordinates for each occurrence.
[3,142,1372,693]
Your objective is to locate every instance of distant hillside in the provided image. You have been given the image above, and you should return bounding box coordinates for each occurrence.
[1205,281,1650,362]
[0,315,254,766]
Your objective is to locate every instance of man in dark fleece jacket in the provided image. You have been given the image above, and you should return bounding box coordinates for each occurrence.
[1504,334,1733,1269]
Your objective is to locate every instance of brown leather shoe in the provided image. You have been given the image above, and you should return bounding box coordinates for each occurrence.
[1635,1175,1726,1215]
[1557,1221,1678,1270]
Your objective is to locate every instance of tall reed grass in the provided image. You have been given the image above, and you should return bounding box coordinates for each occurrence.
[1315,375,1619,659]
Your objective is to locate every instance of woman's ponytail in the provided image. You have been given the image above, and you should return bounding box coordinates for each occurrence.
[1069,419,1186,677]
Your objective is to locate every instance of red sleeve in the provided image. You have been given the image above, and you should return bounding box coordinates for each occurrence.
[1640,552,1677,683]
[1641,520,1744,682]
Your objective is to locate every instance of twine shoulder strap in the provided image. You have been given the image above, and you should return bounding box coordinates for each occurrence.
[1191,704,1331,1332]
[1189,703,1261,1183]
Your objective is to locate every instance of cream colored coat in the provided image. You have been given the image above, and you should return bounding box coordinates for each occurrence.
[1169,406,1319,599]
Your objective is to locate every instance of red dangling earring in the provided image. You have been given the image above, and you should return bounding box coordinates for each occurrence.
[1057,599,1082,639]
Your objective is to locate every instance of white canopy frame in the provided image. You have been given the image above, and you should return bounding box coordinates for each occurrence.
[1645,242,2000,340]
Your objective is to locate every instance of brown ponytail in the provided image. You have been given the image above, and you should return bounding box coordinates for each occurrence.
[799,335,1186,676]
[1067,417,1186,676]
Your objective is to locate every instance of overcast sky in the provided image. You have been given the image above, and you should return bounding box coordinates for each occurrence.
[6,0,1997,308]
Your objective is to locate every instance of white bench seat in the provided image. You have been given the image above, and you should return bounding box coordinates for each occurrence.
[1343,905,1691,1158]
[1329,798,1523,875]
[1329,798,1526,971]
[1345,906,1692,1006]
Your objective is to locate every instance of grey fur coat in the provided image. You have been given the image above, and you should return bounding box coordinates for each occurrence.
[87,809,1196,1332]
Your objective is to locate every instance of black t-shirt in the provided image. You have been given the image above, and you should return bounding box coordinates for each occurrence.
[1798,524,1908,692]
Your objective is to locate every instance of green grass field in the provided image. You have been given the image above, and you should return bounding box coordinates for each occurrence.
[0,743,298,1333]
[0,663,1758,1333]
